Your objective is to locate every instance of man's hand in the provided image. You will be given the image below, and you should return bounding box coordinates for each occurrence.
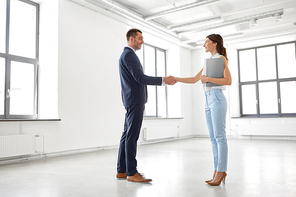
[163,75,177,85]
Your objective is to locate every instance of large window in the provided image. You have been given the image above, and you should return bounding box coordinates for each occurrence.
[0,0,39,119]
[238,41,296,117]
[137,44,168,118]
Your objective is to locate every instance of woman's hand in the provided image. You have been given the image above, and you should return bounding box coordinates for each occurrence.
[200,75,209,84]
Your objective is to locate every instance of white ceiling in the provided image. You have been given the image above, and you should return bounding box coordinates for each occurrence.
[73,0,296,48]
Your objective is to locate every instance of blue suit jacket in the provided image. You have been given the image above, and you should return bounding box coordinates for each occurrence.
[119,47,162,107]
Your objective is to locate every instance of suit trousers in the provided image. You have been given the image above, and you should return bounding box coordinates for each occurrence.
[117,104,145,176]
[205,89,228,172]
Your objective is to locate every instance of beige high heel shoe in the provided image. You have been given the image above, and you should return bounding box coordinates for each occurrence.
[205,170,217,183]
[207,171,227,186]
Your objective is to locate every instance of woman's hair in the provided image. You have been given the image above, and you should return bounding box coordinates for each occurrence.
[207,34,228,60]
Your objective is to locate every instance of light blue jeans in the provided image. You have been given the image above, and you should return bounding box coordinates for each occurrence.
[205,89,228,172]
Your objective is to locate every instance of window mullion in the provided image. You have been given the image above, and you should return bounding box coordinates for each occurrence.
[255,48,260,117]
[143,45,146,117]
[165,51,168,118]
[6,0,10,54]
[4,0,10,118]
[237,50,243,116]
[4,59,10,118]
[155,47,158,117]
[275,46,282,116]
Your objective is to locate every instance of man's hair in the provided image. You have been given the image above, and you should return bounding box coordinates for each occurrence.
[126,28,142,42]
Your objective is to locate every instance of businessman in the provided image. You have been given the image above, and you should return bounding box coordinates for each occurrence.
[117,28,176,183]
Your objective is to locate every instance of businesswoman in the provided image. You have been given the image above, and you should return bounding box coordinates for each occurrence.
[176,34,231,186]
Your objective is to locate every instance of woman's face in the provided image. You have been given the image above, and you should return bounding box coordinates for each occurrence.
[203,37,217,53]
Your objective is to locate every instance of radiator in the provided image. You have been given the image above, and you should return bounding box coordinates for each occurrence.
[0,135,37,158]
[143,126,179,141]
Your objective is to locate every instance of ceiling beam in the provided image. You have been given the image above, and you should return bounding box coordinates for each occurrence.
[167,16,222,31]
[177,9,284,37]
[144,0,221,20]
[70,0,180,38]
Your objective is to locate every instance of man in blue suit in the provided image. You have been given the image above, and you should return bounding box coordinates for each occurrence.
[116,29,176,183]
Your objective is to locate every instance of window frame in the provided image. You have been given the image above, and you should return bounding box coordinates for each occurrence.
[0,0,39,119]
[238,41,296,118]
[140,43,168,118]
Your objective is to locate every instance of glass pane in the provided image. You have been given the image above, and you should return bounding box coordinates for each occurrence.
[145,86,156,117]
[0,0,6,53]
[239,49,256,82]
[144,45,156,117]
[277,43,296,79]
[10,61,35,115]
[156,50,165,76]
[280,81,296,113]
[136,48,143,66]
[157,86,166,117]
[0,58,5,115]
[156,50,166,117]
[144,45,155,76]
[259,82,278,114]
[241,84,257,115]
[9,0,36,58]
[257,46,276,80]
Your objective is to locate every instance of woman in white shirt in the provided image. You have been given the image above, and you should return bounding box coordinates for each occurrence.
[176,34,232,186]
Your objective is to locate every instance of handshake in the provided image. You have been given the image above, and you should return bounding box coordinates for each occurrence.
[163,75,177,85]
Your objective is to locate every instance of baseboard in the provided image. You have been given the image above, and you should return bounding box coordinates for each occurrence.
[236,135,296,141]
[0,136,197,165]
[139,135,197,145]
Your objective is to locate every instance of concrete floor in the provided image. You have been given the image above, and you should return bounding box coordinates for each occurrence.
[0,138,296,197]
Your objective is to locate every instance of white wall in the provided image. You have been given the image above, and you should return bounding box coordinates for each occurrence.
[38,0,59,118]
[0,0,196,157]
[56,0,128,151]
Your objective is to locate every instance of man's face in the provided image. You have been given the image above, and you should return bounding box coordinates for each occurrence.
[131,32,144,51]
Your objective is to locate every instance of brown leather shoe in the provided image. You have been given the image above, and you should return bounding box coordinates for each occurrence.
[127,173,152,183]
[116,172,127,179]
